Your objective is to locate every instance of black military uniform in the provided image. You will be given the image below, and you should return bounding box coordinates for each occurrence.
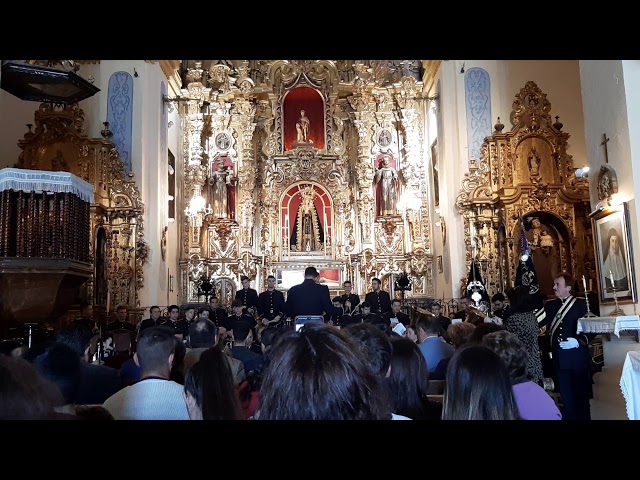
[364,289,392,315]
[225,312,257,334]
[381,310,411,326]
[235,287,259,314]
[138,317,161,332]
[209,307,228,328]
[339,293,361,314]
[542,295,591,420]
[257,289,286,325]
[284,279,342,319]
[160,318,189,337]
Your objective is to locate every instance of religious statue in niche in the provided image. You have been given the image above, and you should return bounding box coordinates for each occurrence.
[527,146,541,179]
[524,216,558,297]
[295,110,312,144]
[374,154,399,216]
[50,149,69,171]
[597,165,618,200]
[210,159,236,219]
[290,186,324,252]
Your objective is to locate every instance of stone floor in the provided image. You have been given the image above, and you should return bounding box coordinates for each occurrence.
[589,332,640,420]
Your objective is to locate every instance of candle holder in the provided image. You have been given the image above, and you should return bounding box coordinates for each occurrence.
[610,285,627,317]
[583,292,597,318]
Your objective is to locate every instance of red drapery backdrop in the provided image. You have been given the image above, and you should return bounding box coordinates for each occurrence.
[283,86,325,151]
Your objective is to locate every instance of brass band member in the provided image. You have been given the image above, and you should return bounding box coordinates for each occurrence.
[340,280,361,315]
[235,276,259,317]
[257,275,285,327]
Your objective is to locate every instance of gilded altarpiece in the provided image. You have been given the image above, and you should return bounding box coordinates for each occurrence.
[178,60,435,302]
[456,81,593,297]
[16,103,148,323]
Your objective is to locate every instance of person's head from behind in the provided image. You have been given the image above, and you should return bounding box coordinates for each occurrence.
[134,326,175,377]
[415,314,440,342]
[343,322,392,377]
[33,342,81,407]
[56,323,93,361]
[304,266,319,280]
[233,321,253,347]
[447,322,476,349]
[258,323,390,420]
[188,319,218,349]
[468,322,503,344]
[386,336,430,419]
[482,330,529,384]
[260,326,280,356]
[442,344,519,420]
[506,285,542,314]
[183,346,241,420]
[0,355,64,419]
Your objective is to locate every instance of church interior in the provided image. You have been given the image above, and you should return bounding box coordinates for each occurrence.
[1,59,640,421]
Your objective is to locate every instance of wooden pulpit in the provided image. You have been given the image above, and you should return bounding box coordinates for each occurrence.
[0,168,94,339]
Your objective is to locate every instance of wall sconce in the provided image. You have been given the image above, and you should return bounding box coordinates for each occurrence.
[575,166,590,178]
[185,192,212,219]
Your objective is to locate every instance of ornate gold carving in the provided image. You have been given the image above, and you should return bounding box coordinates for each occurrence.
[375,218,404,255]
[456,81,591,295]
[16,104,147,316]
[208,220,239,258]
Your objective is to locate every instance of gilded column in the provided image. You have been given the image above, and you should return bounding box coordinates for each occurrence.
[181,62,211,256]
[231,97,258,249]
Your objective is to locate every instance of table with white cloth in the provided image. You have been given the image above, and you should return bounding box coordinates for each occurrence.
[620,351,640,420]
[577,315,640,343]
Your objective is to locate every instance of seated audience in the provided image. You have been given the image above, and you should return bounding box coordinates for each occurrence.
[442,344,520,420]
[183,318,246,385]
[230,321,264,375]
[55,323,123,404]
[386,336,442,420]
[256,323,392,420]
[482,330,561,420]
[183,346,243,420]
[415,314,455,379]
[0,354,65,420]
[343,322,408,419]
[102,326,189,420]
[447,322,476,350]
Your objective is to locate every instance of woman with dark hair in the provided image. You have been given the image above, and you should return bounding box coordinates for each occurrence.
[442,345,520,420]
[504,286,544,385]
[256,322,392,420]
[386,336,441,420]
[183,345,243,420]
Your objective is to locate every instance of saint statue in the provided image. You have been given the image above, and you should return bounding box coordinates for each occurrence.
[527,147,541,177]
[211,160,234,219]
[295,109,311,143]
[525,217,557,297]
[291,186,324,252]
[374,155,399,216]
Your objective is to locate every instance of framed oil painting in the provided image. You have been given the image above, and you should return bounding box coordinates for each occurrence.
[591,202,637,304]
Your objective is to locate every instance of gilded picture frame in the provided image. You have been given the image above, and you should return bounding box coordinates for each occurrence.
[591,202,637,304]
